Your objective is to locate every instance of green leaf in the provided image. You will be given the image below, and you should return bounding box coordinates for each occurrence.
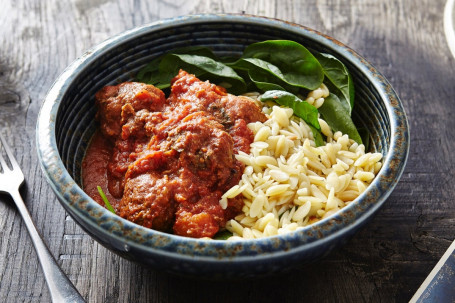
[318,94,362,144]
[136,56,162,84]
[157,54,247,94]
[229,58,298,93]
[219,55,241,64]
[97,186,116,214]
[136,47,247,94]
[248,72,286,91]
[136,46,217,84]
[242,40,324,90]
[213,230,233,240]
[259,90,320,130]
[308,124,324,147]
[315,52,354,114]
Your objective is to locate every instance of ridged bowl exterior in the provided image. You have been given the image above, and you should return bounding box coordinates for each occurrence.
[36,14,409,278]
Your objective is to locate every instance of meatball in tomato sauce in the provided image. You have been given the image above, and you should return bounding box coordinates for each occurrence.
[82,70,266,238]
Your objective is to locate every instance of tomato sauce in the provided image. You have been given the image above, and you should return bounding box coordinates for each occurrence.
[82,70,266,238]
[82,132,121,207]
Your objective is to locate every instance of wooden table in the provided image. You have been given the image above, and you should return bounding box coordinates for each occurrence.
[1,0,454,302]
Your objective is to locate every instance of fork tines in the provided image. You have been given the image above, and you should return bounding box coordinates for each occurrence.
[0,132,19,172]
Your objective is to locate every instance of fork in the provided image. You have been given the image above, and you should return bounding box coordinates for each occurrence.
[0,133,85,303]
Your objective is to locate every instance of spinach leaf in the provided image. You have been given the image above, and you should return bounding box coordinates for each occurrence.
[315,52,354,114]
[230,58,285,79]
[150,54,247,94]
[259,90,320,130]
[174,54,247,94]
[242,40,324,90]
[219,55,241,64]
[308,124,324,147]
[136,46,217,84]
[213,230,233,240]
[318,94,362,144]
[229,58,299,93]
[136,56,162,84]
[248,69,286,91]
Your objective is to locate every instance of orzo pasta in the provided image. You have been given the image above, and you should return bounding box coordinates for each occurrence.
[221,88,382,240]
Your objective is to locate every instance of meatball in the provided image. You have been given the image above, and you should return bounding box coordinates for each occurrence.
[168,70,266,127]
[119,173,177,232]
[95,82,165,139]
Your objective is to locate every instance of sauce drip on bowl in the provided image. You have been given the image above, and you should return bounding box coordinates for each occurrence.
[82,70,266,238]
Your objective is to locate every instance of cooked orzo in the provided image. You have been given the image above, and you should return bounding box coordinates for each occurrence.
[220,85,383,240]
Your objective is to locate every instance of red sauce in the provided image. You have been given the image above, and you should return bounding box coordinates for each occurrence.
[82,70,266,238]
[82,132,121,207]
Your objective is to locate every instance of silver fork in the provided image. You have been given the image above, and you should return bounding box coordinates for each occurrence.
[0,133,85,303]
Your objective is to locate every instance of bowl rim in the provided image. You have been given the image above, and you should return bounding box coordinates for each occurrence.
[36,13,409,260]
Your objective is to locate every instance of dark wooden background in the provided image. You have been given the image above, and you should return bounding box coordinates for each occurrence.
[1,0,454,302]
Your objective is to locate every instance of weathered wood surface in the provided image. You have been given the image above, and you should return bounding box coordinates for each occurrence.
[0,0,454,302]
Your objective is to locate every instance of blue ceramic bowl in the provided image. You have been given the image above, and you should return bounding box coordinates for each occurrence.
[36,14,409,278]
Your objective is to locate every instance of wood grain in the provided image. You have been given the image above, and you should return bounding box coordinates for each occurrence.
[1,0,454,302]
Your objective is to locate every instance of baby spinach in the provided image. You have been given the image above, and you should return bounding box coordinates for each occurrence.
[247,69,286,92]
[152,53,247,94]
[315,52,354,114]
[242,40,324,90]
[213,230,233,240]
[136,46,217,85]
[228,58,299,93]
[259,90,320,130]
[309,125,324,147]
[318,94,362,144]
[136,56,162,84]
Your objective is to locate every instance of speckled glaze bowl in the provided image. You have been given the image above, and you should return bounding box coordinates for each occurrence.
[36,14,409,278]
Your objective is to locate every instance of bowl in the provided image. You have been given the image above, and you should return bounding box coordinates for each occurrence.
[36,14,409,278]
[444,0,455,58]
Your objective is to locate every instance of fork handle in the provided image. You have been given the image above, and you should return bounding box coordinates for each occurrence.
[10,189,85,303]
